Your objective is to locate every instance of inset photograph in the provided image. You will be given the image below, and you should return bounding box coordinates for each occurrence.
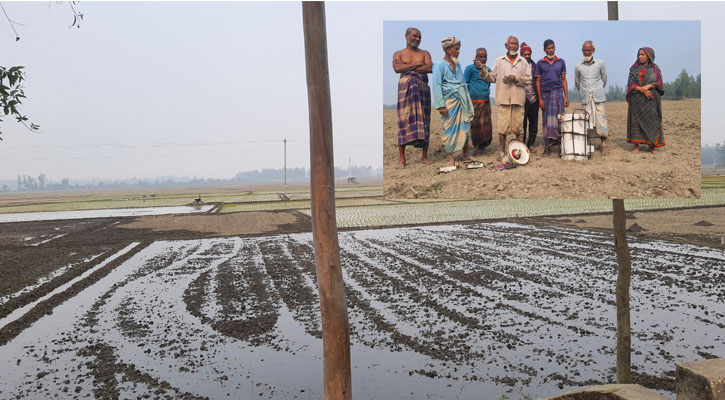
[383,21,701,199]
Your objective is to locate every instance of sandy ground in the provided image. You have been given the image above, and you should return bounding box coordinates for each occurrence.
[116,211,306,236]
[384,100,701,200]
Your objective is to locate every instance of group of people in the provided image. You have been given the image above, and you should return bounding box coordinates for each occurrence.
[393,27,665,168]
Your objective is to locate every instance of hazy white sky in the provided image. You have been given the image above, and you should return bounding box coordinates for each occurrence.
[0,1,719,181]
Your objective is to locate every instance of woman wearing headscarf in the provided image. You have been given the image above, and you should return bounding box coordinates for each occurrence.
[626,47,665,154]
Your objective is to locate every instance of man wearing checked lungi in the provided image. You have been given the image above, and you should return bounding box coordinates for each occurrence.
[393,27,434,168]
[536,39,570,156]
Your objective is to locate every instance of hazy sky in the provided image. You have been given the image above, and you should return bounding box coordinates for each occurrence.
[0,2,719,182]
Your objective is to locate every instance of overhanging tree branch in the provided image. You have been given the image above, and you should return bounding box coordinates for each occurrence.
[0,2,22,41]
[0,66,40,140]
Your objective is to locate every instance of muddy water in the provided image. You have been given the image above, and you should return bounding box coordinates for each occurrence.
[0,223,722,399]
[0,204,214,223]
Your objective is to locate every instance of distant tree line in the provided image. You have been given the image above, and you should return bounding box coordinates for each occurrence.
[16,174,70,191]
[9,165,382,192]
[568,69,701,103]
[702,141,725,169]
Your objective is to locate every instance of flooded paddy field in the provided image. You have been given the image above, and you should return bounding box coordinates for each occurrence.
[0,218,722,399]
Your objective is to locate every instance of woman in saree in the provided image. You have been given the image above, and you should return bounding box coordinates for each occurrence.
[626,47,665,154]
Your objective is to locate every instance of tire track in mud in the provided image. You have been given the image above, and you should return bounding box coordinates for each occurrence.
[342,234,525,361]
[211,243,279,345]
[389,229,616,335]
[259,238,321,339]
[357,234,585,338]
[338,234,552,385]
[0,246,120,321]
[412,229,617,335]
[85,242,200,329]
[285,236,482,363]
[0,242,150,347]
[280,237,413,350]
[76,342,208,400]
[343,224,723,393]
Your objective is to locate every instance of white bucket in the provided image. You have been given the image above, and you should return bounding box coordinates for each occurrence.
[558,113,591,161]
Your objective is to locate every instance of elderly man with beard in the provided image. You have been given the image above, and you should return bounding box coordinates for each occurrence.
[575,40,609,155]
[432,36,475,166]
[393,27,434,168]
[476,35,531,160]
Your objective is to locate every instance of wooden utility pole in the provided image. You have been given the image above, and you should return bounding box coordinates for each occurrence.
[607,1,619,20]
[612,198,632,383]
[302,2,352,399]
[609,0,632,385]
[283,138,287,196]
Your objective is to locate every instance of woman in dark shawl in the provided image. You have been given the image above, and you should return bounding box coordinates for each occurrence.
[626,47,665,154]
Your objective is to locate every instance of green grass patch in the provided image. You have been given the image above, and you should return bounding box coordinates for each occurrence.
[701,176,725,189]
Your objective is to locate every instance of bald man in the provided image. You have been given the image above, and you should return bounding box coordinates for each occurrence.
[393,27,434,168]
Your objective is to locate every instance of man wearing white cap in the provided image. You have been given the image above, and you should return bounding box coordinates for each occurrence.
[431,36,474,166]
[475,35,531,160]
[575,40,609,155]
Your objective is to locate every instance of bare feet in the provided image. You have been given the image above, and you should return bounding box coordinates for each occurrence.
[651,148,659,155]
[528,146,537,154]
[446,154,455,166]
[601,146,609,156]
[421,158,432,165]
[632,144,639,154]
[397,161,406,169]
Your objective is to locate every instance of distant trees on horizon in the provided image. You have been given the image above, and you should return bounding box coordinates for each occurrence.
[9,165,383,192]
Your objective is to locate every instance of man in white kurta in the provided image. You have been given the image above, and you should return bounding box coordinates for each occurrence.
[476,35,531,159]
[575,40,609,155]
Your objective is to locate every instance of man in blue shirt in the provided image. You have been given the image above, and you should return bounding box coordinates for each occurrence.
[536,39,569,156]
[464,48,492,154]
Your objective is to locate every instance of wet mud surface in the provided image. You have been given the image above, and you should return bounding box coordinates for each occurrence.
[1,220,723,399]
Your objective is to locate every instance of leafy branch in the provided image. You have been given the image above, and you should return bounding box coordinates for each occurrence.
[0,66,40,140]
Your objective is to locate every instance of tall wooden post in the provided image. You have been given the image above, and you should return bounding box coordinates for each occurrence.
[283,138,287,196]
[302,2,352,399]
[609,1,632,385]
[607,1,619,20]
[612,198,632,383]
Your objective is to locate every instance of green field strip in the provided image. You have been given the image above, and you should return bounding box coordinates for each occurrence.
[219,197,397,213]
[701,176,725,189]
[297,188,725,228]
